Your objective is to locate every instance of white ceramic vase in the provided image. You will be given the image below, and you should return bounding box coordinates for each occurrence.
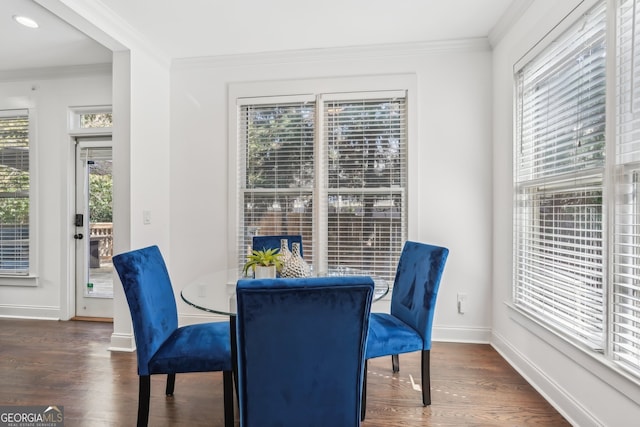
[279,238,292,264]
[281,242,311,278]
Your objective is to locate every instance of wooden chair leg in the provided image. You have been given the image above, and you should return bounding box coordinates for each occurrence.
[422,349,431,406]
[392,354,400,373]
[165,373,176,396]
[230,315,239,402]
[360,359,368,421]
[223,371,234,427]
[138,375,151,427]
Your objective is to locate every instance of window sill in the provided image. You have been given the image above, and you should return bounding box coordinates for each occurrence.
[505,302,640,405]
[0,275,38,286]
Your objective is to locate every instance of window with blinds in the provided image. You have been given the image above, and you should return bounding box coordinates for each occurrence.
[239,99,316,263]
[0,110,30,275]
[614,0,640,377]
[514,2,607,349]
[323,96,406,279]
[237,92,407,281]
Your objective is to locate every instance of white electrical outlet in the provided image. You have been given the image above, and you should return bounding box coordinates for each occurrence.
[457,292,468,314]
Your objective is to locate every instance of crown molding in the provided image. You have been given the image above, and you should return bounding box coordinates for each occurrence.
[172,38,492,70]
[36,0,169,69]
[0,63,112,82]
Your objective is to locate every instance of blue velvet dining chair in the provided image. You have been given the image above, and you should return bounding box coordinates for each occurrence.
[235,276,374,427]
[361,241,449,420]
[252,234,303,257]
[113,245,233,427]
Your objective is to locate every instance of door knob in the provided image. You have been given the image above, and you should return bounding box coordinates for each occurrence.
[74,233,84,240]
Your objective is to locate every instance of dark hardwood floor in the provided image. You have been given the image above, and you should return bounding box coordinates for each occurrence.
[0,318,570,426]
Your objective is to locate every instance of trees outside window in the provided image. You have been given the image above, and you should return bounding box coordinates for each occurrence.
[0,110,29,274]
[236,90,407,281]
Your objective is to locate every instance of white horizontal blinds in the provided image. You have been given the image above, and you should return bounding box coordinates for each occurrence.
[515,177,604,346]
[0,110,29,275]
[514,2,606,348]
[239,99,315,270]
[613,0,640,376]
[517,4,607,183]
[322,93,407,282]
[81,147,113,162]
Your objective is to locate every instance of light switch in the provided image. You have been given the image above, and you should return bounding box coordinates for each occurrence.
[143,210,151,225]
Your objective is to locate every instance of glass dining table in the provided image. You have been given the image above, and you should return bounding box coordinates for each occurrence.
[180,266,390,316]
[180,267,390,395]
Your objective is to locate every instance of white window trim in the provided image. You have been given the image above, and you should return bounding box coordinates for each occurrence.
[0,108,38,284]
[511,0,640,386]
[507,303,640,403]
[513,0,604,74]
[68,105,113,137]
[227,74,418,276]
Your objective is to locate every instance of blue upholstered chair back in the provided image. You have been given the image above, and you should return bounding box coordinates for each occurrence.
[113,245,178,376]
[252,234,303,257]
[390,241,449,350]
[235,276,374,427]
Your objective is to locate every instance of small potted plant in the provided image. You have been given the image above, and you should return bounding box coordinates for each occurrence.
[242,247,284,278]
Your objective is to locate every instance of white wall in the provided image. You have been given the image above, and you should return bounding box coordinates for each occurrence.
[108,47,171,351]
[0,68,112,319]
[169,42,494,339]
[36,0,173,351]
[492,1,640,425]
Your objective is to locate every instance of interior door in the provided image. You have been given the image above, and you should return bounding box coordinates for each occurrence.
[75,137,113,319]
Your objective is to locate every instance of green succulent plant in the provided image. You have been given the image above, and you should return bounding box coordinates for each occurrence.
[242,247,284,276]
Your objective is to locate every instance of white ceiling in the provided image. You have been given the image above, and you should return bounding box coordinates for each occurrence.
[0,0,111,71]
[98,0,519,59]
[1,0,520,72]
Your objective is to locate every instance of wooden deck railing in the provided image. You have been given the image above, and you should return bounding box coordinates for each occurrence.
[90,222,113,262]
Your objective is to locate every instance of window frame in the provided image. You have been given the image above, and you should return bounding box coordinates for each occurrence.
[68,105,113,136]
[0,108,37,281]
[228,74,418,281]
[514,0,608,346]
[512,0,640,382]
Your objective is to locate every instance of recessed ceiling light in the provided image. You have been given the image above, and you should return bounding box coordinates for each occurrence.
[13,15,39,29]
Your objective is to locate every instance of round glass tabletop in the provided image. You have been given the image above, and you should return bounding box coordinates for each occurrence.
[181,267,390,316]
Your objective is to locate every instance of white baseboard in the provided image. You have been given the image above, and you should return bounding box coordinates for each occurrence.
[432,325,492,343]
[109,332,135,352]
[491,330,602,427]
[0,306,60,320]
